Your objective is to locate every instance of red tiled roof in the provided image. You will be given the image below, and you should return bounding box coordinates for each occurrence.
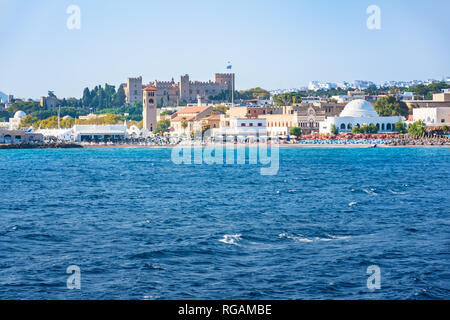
[178,106,211,114]
[143,86,157,91]
[203,114,221,120]
[171,116,196,122]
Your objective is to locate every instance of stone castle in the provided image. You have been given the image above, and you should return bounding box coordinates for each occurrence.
[123,73,235,106]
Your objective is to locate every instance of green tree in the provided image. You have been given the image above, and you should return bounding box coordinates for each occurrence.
[154,119,171,135]
[114,85,126,107]
[352,125,361,134]
[211,105,229,114]
[181,117,188,131]
[19,115,39,129]
[369,124,379,134]
[408,121,425,137]
[330,124,339,135]
[82,88,92,107]
[290,126,302,138]
[394,121,407,134]
[441,125,449,134]
[374,96,409,118]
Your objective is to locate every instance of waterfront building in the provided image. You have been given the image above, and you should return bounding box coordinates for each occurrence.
[36,128,74,142]
[1,110,27,130]
[72,125,127,142]
[215,116,267,138]
[0,129,43,144]
[319,99,403,134]
[170,105,213,136]
[413,107,450,127]
[226,106,282,119]
[258,103,345,136]
[201,114,221,130]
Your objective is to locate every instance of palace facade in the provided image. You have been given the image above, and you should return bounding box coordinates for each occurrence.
[123,73,235,106]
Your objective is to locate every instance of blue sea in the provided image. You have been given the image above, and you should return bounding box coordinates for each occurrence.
[0,147,449,300]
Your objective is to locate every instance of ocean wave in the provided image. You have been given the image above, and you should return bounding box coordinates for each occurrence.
[279,233,351,243]
[349,201,358,207]
[219,234,242,246]
[362,188,378,195]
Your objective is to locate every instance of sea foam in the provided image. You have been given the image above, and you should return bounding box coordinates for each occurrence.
[219,234,242,246]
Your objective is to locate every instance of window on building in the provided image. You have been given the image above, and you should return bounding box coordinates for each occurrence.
[241,123,246,127]
[249,123,253,127]
[258,123,262,127]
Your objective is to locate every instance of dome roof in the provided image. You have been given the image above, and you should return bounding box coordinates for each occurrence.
[339,99,379,118]
[14,110,26,119]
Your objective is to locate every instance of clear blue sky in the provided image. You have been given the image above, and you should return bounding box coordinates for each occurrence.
[1,0,449,99]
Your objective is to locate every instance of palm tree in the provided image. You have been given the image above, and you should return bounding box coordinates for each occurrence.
[181,117,188,132]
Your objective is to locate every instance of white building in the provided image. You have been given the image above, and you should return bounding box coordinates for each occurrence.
[36,128,74,142]
[413,107,450,126]
[320,99,404,134]
[0,110,27,130]
[72,125,127,142]
[215,117,267,138]
[354,80,375,90]
[308,81,337,91]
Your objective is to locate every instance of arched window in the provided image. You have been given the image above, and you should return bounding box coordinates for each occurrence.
[149,99,154,104]
[347,123,352,129]
[382,123,385,130]
[386,123,392,131]
[340,123,346,130]
[376,123,380,130]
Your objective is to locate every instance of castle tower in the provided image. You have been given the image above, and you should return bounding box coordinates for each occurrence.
[143,86,157,132]
[179,74,190,102]
[126,76,143,104]
[215,73,235,91]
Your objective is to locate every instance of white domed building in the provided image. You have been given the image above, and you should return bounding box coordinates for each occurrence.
[319,99,404,134]
[8,110,27,130]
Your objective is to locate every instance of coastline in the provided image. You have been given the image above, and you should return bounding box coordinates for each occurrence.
[81,143,450,149]
[1,143,448,150]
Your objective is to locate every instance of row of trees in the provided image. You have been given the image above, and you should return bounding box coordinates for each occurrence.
[406,82,449,100]
[82,84,126,110]
[19,113,127,130]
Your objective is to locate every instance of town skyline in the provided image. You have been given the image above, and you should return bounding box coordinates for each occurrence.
[2,75,450,103]
[1,0,450,99]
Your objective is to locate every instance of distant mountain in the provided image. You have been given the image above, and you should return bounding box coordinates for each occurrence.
[0,91,8,103]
